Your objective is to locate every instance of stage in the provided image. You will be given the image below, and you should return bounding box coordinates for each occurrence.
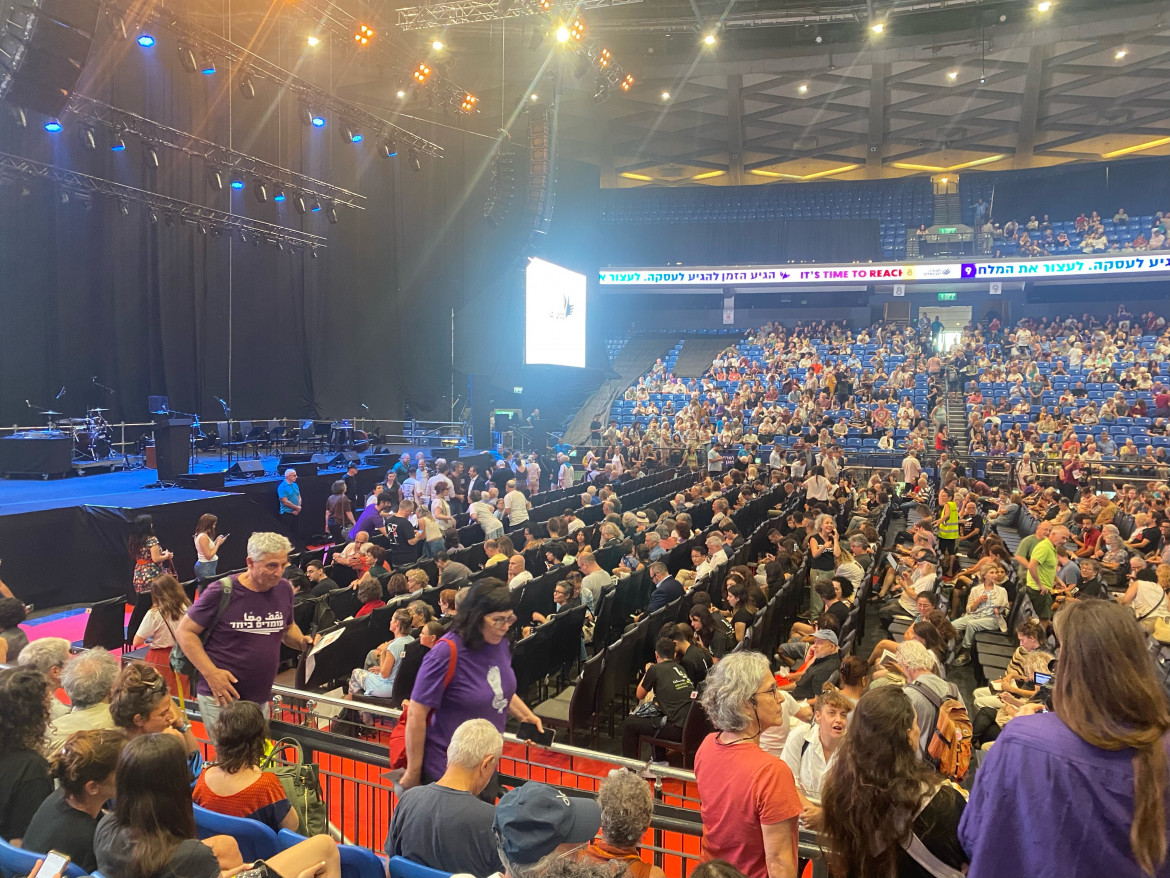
[0,447,493,613]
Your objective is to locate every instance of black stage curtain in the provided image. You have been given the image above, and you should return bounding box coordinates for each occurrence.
[599,219,880,266]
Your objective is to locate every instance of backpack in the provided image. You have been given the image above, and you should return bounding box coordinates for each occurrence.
[170,578,234,681]
[911,681,973,782]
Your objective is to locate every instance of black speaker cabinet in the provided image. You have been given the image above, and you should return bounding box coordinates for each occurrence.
[177,471,227,491]
[153,417,192,481]
[227,460,266,478]
[1,0,101,116]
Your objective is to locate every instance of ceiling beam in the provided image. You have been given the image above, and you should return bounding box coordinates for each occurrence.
[1013,44,1047,168]
[868,60,887,178]
[727,74,745,185]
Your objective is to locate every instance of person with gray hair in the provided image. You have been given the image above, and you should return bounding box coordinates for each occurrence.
[277,468,302,545]
[386,718,504,876]
[695,651,801,878]
[17,636,71,720]
[580,769,666,878]
[45,647,119,755]
[175,531,312,731]
[898,639,967,760]
[326,478,355,544]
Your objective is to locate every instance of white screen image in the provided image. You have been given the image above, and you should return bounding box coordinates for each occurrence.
[525,257,587,368]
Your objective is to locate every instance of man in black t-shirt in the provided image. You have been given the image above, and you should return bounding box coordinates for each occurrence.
[621,637,696,759]
[671,624,713,686]
[305,560,338,597]
[784,629,842,701]
[1075,559,1110,600]
[386,500,425,568]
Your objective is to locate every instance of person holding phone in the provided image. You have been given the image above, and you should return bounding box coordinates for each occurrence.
[193,514,226,585]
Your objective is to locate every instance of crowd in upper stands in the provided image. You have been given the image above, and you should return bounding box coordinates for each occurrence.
[969,200,1170,259]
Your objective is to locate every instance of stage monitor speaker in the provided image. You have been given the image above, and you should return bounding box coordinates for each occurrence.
[364,453,393,469]
[311,452,344,467]
[0,0,102,116]
[342,451,362,464]
[280,462,319,479]
[153,417,192,481]
[227,460,266,478]
[277,453,314,468]
[177,472,226,491]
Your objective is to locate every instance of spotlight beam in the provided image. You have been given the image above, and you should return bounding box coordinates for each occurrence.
[0,151,326,250]
[103,1,442,159]
[396,0,644,30]
[63,93,366,209]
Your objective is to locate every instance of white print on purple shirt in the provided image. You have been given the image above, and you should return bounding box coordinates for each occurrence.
[488,666,507,712]
[229,611,288,633]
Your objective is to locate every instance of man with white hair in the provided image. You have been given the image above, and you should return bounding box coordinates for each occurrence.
[898,639,967,760]
[277,468,302,544]
[17,636,72,719]
[706,534,729,570]
[44,647,119,755]
[386,718,504,876]
[176,532,313,730]
[557,454,574,489]
[504,479,532,528]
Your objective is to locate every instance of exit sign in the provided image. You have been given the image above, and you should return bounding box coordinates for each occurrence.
[938,292,958,301]
[937,226,958,234]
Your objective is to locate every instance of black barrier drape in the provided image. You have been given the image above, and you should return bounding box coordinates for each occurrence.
[597,218,880,266]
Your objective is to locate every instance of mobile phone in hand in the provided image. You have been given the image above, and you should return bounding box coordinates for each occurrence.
[518,722,555,747]
[34,852,70,878]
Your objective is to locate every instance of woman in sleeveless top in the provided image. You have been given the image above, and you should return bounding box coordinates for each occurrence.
[193,513,226,585]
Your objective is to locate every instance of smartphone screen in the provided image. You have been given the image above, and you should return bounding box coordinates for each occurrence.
[1033,671,1053,686]
[36,851,70,878]
[517,721,555,747]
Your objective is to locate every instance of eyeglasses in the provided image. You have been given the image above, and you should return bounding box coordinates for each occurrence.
[751,682,781,703]
[486,613,518,630]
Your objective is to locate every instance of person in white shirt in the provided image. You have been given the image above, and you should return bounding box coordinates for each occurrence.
[768,446,785,469]
[503,480,532,527]
[705,534,728,570]
[781,690,852,810]
[952,565,1010,665]
[802,466,831,503]
[425,459,455,506]
[901,451,922,485]
[556,454,574,489]
[506,554,532,591]
[469,491,504,541]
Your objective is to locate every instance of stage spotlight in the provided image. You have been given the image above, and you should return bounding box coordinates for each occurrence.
[409,150,422,172]
[1036,1,1051,10]
[593,81,609,102]
[947,70,958,80]
[43,119,62,132]
[110,134,126,151]
[597,48,612,68]
[273,189,286,202]
[310,199,322,212]
[1115,49,1127,59]
[178,44,198,72]
[355,24,374,45]
[143,143,160,168]
[112,15,127,40]
[432,39,444,50]
[118,199,129,216]
[555,25,570,43]
[871,21,884,33]
[459,93,478,113]
[383,141,398,158]
[660,91,670,101]
[530,93,539,101]
[208,168,224,190]
[307,34,320,46]
[201,58,216,75]
[538,0,551,8]
[253,180,269,203]
[397,89,406,98]
[239,75,256,99]
[570,18,585,40]
[81,125,96,150]
[798,83,808,93]
[137,34,155,47]
[413,63,431,84]
[326,203,339,224]
[293,194,307,214]
[11,107,26,128]
[620,73,634,91]
[340,123,363,143]
[703,33,716,45]
[312,114,326,128]
[230,179,245,190]
[198,223,207,235]
[58,189,69,205]
[299,103,314,127]
[239,229,249,244]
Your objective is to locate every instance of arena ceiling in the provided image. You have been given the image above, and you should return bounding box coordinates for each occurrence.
[188,0,1170,187]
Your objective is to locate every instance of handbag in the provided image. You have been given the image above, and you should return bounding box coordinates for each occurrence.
[900,789,967,878]
[261,737,327,836]
[388,638,457,770]
[170,578,234,682]
[1137,589,1167,623]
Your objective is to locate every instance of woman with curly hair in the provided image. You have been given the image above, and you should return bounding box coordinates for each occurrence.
[109,663,198,757]
[820,686,968,878]
[0,666,53,844]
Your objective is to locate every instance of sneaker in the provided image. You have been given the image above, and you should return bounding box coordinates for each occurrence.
[953,653,972,667]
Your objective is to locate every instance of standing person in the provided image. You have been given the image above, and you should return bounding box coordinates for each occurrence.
[193,514,226,586]
[127,514,173,647]
[386,501,426,568]
[131,574,192,697]
[0,667,53,845]
[174,532,313,732]
[557,454,575,489]
[694,651,801,878]
[22,729,125,872]
[525,454,541,496]
[820,687,968,878]
[935,488,959,558]
[503,480,532,529]
[277,469,303,545]
[960,600,1170,878]
[400,580,544,790]
[1021,523,1066,621]
[325,479,355,545]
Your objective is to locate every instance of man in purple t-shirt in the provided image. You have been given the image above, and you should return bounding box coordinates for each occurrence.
[175,532,312,733]
[350,492,394,541]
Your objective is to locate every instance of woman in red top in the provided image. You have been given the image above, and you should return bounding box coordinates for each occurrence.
[354,577,386,618]
[694,651,801,878]
[194,701,298,832]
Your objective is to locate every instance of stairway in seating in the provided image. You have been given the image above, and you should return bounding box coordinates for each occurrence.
[934,191,962,227]
[672,338,733,379]
[946,390,969,457]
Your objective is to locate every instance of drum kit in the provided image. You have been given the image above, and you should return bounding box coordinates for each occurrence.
[55,408,115,461]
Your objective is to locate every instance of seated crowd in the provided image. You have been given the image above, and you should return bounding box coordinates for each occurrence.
[974,206,1170,258]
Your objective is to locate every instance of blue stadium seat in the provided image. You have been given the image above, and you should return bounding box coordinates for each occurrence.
[193,804,279,862]
[0,838,88,878]
[278,830,387,878]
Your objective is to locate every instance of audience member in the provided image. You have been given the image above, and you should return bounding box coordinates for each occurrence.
[45,648,119,755]
[109,663,198,756]
[0,666,52,844]
[580,768,667,878]
[0,597,29,663]
[17,636,71,720]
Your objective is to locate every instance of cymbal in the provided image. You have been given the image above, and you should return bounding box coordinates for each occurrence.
[43,410,62,416]
[88,407,110,413]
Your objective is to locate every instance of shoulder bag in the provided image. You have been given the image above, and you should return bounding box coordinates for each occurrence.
[261,737,327,836]
[388,637,457,770]
[170,577,234,681]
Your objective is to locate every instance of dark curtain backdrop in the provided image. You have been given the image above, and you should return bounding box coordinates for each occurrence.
[0,22,502,426]
[598,218,880,265]
[959,157,1170,228]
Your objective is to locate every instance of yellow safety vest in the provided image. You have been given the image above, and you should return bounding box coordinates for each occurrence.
[938,501,959,539]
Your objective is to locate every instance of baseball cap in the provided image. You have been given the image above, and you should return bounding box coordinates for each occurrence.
[493,782,602,866]
[811,629,839,646]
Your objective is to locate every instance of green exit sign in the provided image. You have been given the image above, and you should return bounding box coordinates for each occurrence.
[937,226,958,234]
[938,292,958,301]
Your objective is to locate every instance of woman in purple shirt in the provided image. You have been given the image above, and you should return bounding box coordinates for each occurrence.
[960,599,1170,878]
[399,579,544,791]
